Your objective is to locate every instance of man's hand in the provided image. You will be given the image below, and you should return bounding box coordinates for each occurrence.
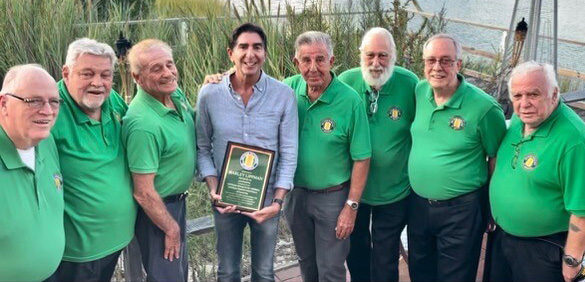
[202,67,234,85]
[335,204,357,240]
[203,73,224,84]
[242,203,280,224]
[562,261,581,282]
[205,176,239,214]
[164,222,181,261]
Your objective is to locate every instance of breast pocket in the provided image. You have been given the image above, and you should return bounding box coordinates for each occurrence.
[253,112,280,141]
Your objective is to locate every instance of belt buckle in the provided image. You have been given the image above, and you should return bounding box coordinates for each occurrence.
[428,199,440,206]
[179,191,189,201]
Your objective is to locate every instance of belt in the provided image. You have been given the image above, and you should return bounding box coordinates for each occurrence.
[417,189,480,207]
[163,191,189,203]
[297,181,350,193]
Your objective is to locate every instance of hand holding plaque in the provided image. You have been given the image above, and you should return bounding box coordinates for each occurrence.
[215,142,275,212]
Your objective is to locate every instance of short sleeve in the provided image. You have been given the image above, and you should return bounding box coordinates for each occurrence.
[561,143,585,216]
[478,105,507,157]
[349,99,372,160]
[126,130,161,173]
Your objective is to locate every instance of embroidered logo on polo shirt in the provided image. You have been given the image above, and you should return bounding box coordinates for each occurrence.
[449,116,466,130]
[240,151,259,171]
[320,118,336,133]
[522,154,538,171]
[53,173,63,191]
[387,106,402,120]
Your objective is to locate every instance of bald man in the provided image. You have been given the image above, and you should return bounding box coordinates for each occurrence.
[0,64,64,281]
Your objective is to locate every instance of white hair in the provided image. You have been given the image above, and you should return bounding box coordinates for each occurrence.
[127,39,173,75]
[359,27,397,66]
[65,38,117,69]
[508,61,558,98]
[423,33,462,60]
[294,31,334,58]
[1,64,54,94]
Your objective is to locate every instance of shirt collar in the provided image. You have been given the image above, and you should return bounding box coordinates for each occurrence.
[58,79,113,125]
[0,125,26,170]
[135,87,178,117]
[225,71,268,94]
[426,73,466,109]
[300,72,339,104]
[528,101,563,138]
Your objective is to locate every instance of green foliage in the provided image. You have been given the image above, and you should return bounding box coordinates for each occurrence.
[0,2,446,279]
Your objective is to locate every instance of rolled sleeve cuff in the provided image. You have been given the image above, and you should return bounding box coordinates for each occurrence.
[274,179,294,190]
[569,210,585,217]
[197,166,218,182]
[351,151,372,161]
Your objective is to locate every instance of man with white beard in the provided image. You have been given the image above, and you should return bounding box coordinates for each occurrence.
[338,27,419,282]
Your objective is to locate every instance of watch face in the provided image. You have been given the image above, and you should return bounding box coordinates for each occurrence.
[564,255,580,267]
[350,203,358,209]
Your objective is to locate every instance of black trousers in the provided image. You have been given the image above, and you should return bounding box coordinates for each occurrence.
[487,227,566,282]
[346,196,409,282]
[43,250,122,282]
[135,199,188,282]
[407,190,485,282]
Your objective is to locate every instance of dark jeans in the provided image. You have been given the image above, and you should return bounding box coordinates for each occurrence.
[43,250,122,282]
[346,196,409,282]
[407,190,485,282]
[487,227,566,282]
[213,209,280,282]
[135,199,188,282]
[284,186,350,282]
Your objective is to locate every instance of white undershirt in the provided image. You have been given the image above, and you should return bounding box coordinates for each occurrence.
[17,147,36,171]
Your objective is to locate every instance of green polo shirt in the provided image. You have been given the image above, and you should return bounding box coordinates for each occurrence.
[490,103,585,237]
[123,88,196,197]
[284,74,371,190]
[0,127,64,281]
[339,67,418,205]
[51,80,136,262]
[409,74,506,200]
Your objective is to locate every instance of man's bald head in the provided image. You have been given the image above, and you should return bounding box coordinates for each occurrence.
[0,64,60,149]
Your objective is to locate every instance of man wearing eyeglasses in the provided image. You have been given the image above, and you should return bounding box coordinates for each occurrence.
[338,27,418,282]
[407,33,507,281]
[488,61,585,282]
[0,64,64,282]
[44,38,137,282]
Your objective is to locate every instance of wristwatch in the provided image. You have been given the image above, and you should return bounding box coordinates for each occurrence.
[346,199,359,211]
[562,254,582,267]
[272,198,284,210]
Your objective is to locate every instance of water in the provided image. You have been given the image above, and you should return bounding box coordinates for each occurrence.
[231,0,585,72]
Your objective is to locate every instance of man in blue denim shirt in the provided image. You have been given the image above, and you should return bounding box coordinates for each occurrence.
[196,23,298,282]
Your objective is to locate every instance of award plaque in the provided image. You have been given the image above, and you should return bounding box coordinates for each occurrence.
[215,141,275,212]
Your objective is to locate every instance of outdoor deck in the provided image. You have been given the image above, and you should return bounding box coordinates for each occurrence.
[273,234,488,282]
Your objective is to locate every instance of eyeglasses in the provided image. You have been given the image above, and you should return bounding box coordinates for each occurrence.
[366,89,379,116]
[4,93,62,110]
[424,58,456,68]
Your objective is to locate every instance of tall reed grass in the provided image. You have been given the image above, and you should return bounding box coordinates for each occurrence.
[0,0,445,280]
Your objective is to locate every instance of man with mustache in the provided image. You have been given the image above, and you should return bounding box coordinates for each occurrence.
[338,27,418,282]
[123,39,196,282]
[407,33,507,281]
[488,61,585,282]
[44,38,136,282]
[0,64,64,282]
